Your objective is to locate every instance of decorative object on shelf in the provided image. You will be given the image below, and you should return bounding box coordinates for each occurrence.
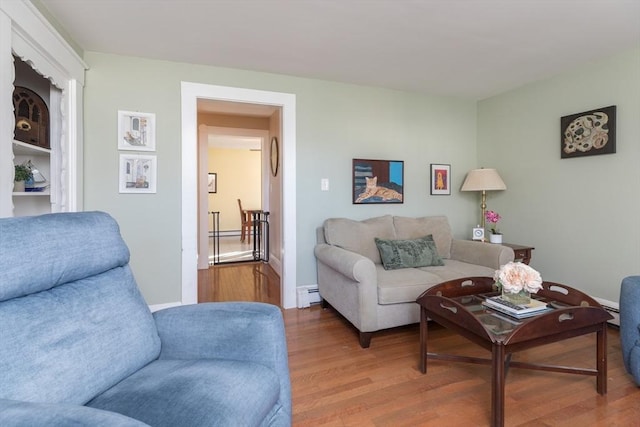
[494,261,542,305]
[117,110,156,151]
[208,172,217,193]
[472,225,485,241]
[13,164,32,192]
[13,86,50,149]
[485,210,502,243]
[23,160,48,191]
[270,137,279,177]
[430,163,451,195]
[119,154,157,194]
[461,168,506,230]
[353,158,404,204]
[561,105,616,159]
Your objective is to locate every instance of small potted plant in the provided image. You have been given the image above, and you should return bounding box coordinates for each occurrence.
[14,164,33,192]
[485,210,502,244]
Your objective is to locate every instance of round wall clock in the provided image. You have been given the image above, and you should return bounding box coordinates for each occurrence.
[270,137,279,177]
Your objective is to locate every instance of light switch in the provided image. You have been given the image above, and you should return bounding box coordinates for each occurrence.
[321,178,329,191]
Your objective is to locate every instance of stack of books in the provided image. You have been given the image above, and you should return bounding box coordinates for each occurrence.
[482,295,553,319]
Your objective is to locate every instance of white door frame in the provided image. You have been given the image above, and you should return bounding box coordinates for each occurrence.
[181,82,297,309]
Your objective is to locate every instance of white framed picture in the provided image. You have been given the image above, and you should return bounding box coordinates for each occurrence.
[117,110,156,151]
[119,154,157,193]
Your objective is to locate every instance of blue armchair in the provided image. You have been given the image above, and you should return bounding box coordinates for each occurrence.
[620,275,640,386]
[0,211,291,426]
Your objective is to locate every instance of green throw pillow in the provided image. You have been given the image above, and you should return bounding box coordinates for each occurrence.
[374,235,444,270]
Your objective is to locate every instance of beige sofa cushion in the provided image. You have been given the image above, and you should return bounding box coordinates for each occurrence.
[393,216,453,259]
[376,265,443,304]
[324,215,396,264]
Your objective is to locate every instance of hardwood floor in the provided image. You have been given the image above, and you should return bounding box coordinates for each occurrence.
[198,262,280,305]
[199,263,640,426]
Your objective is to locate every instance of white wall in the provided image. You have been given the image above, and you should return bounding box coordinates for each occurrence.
[82,52,479,305]
[478,48,640,303]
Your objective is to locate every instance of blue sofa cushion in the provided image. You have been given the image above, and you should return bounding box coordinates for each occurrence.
[0,399,150,426]
[87,359,282,427]
[0,266,161,404]
[0,212,130,302]
[620,275,640,385]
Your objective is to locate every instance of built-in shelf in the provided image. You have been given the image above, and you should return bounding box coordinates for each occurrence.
[13,140,51,156]
[2,1,86,217]
[12,191,50,196]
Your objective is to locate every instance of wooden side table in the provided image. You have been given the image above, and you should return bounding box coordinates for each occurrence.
[501,243,534,265]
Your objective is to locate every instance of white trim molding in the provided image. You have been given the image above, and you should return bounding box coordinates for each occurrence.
[181,82,297,308]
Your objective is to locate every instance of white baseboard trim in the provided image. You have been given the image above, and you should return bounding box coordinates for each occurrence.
[209,230,240,237]
[149,301,182,312]
[269,254,282,276]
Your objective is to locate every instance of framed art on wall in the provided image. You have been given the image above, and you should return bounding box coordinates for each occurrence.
[118,110,156,151]
[208,173,217,193]
[353,158,404,204]
[561,105,616,159]
[430,163,451,195]
[119,154,157,193]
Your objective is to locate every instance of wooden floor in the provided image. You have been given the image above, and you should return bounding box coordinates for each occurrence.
[199,263,640,426]
[198,262,281,305]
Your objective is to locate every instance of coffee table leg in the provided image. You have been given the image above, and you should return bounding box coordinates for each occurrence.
[420,308,428,374]
[492,344,505,427]
[596,322,607,395]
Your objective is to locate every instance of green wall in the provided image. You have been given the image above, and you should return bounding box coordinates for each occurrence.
[478,48,640,303]
[83,52,479,305]
[84,48,639,306]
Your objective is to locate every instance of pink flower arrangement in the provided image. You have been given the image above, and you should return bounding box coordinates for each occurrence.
[485,210,502,235]
[494,262,543,294]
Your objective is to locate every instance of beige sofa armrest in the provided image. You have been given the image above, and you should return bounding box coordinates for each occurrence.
[450,239,514,270]
[314,243,376,283]
[314,244,379,337]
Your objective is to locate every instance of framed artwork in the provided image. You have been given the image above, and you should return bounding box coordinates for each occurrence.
[561,105,616,159]
[118,110,156,151]
[430,163,451,195]
[119,154,157,193]
[208,173,217,193]
[353,158,404,204]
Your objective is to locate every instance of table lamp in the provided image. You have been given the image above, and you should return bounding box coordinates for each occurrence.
[461,168,506,230]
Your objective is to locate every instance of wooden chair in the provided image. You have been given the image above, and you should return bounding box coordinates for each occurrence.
[237,199,252,243]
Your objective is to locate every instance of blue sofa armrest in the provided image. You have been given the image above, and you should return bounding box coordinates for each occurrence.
[153,302,291,418]
[620,276,640,385]
[0,399,149,426]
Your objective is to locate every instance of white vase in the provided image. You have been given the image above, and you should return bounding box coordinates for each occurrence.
[13,181,25,192]
[489,233,502,244]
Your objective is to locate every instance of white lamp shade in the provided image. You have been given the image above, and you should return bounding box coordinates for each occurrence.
[461,168,506,191]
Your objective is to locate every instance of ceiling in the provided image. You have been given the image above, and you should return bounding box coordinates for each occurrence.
[39,0,640,100]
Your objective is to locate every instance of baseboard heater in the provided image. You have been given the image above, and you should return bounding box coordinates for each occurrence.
[297,285,321,308]
[600,304,620,327]
[594,297,620,327]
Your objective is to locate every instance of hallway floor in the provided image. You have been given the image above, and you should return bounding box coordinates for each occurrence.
[198,261,281,306]
[208,235,255,264]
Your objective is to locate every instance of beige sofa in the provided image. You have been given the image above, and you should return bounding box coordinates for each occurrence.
[314,215,514,347]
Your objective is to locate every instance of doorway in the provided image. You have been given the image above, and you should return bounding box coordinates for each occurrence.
[181,82,297,309]
[201,126,269,265]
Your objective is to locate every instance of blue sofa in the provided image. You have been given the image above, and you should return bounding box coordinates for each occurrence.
[0,211,291,426]
[620,275,640,386]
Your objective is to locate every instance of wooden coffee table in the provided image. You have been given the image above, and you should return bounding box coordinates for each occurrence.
[416,277,612,427]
